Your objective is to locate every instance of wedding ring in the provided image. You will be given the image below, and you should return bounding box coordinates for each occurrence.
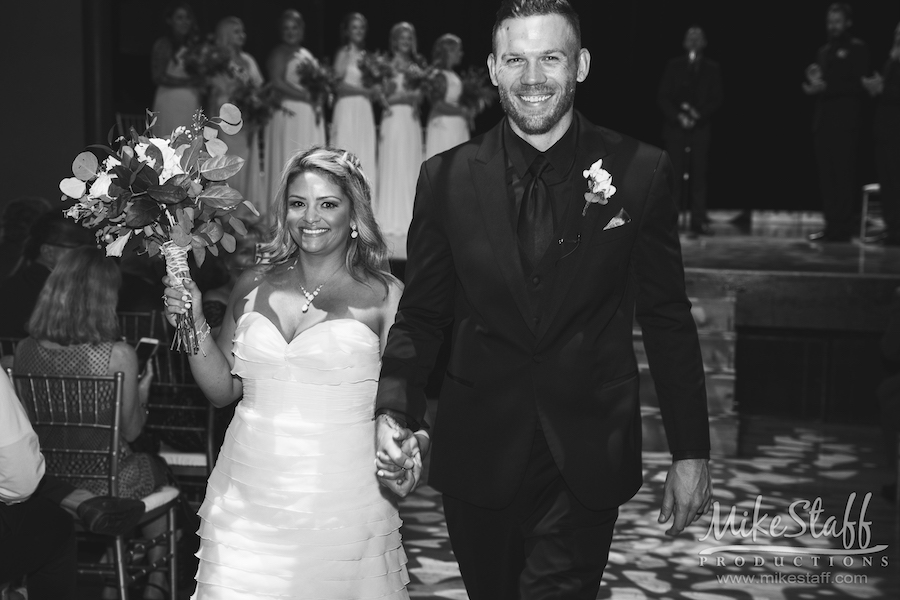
[161,295,169,307]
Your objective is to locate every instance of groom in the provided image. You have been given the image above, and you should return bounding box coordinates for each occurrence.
[375,1,713,597]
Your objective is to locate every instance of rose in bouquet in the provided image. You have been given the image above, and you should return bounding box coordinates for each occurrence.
[182,36,232,80]
[59,104,257,354]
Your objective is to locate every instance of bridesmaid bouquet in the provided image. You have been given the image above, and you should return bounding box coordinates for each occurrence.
[358,51,393,110]
[358,51,394,89]
[231,82,286,130]
[58,104,257,354]
[296,58,336,107]
[182,37,232,79]
[402,56,437,97]
[459,66,499,118]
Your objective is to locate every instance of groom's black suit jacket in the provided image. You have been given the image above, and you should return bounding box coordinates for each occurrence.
[376,112,709,511]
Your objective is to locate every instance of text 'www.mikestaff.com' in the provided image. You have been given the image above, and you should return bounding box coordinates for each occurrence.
[715,572,868,586]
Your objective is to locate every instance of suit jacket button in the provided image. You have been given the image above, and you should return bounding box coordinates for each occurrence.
[533,354,543,363]
[532,276,541,286]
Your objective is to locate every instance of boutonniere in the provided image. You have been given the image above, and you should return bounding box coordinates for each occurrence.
[582,158,616,216]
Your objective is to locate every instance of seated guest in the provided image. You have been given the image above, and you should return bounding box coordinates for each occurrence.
[1,368,77,600]
[12,246,173,600]
[0,212,93,339]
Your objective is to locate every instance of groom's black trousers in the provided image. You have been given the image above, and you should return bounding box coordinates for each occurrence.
[442,427,618,600]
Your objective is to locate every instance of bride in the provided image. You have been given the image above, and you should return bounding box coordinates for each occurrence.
[162,147,425,599]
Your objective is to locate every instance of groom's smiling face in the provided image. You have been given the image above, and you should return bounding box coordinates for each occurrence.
[488,13,588,138]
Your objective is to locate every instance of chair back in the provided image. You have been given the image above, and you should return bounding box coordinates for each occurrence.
[6,369,125,496]
[0,337,19,359]
[117,311,161,345]
[145,381,216,471]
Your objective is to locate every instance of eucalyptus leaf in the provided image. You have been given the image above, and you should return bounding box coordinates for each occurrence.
[199,220,224,243]
[217,103,243,135]
[229,216,248,236]
[221,232,236,253]
[148,183,188,205]
[192,243,207,267]
[242,200,260,217]
[72,152,99,181]
[124,197,161,228]
[59,177,86,199]
[148,241,160,257]
[205,137,229,157]
[200,155,244,181]
[203,126,219,141]
[172,225,192,247]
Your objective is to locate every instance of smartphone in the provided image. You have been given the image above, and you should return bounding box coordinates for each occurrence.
[135,337,160,376]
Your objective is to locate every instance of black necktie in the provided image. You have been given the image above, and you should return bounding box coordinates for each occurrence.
[517,154,553,269]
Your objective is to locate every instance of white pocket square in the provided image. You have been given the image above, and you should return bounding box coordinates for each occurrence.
[603,208,632,230]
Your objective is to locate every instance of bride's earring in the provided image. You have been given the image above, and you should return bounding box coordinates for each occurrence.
[350,225,359,239]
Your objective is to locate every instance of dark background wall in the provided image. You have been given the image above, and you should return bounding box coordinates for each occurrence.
[3,0,900,211]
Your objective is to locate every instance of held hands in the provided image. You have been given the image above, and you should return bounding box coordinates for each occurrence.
[162,275,205,330]
[374,414,428,498]
[658,458,713,537]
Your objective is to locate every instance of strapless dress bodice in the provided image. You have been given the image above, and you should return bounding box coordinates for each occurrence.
[232,312,380,385]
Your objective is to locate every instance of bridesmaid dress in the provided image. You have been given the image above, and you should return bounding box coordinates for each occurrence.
[330,47,378,191]
[152,43,202,138]
[375,71,423,238]
[424,69,469,160]
[207,52,265,209]
[262,47,327,219]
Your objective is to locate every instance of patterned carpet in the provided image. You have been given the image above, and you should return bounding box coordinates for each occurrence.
[398,416,900,600]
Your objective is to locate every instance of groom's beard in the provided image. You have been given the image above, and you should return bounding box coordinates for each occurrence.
[499,79,577,136]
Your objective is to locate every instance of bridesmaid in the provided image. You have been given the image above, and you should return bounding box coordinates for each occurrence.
[150,2,202,137]
[208,16,265,208]
[424,34,470,161]
[262,9,327,220]
[331,13,378,192]
[375,22,424,239]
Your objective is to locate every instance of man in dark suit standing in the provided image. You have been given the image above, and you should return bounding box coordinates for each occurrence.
[803,2,869,243]
[374,1,712,598]
[657,26,723,238]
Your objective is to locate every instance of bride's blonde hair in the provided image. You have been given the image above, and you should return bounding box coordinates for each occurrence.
[258,146,395,294]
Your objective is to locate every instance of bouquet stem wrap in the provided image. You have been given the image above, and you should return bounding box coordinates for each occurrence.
[161,241,200,354]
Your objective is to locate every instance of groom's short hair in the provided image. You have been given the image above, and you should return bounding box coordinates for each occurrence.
[491,0,581,53]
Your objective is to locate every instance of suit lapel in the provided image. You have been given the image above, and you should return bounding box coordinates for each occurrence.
[471,123,535,334]
[536,116,611,341]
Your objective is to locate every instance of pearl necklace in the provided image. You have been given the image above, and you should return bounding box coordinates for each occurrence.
[297,265,343,313]
[298,282,324,313]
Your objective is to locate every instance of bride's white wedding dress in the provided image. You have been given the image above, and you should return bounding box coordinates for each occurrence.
[191,312,410,599]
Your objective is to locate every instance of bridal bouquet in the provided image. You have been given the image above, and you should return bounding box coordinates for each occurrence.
[59,104,257,354]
